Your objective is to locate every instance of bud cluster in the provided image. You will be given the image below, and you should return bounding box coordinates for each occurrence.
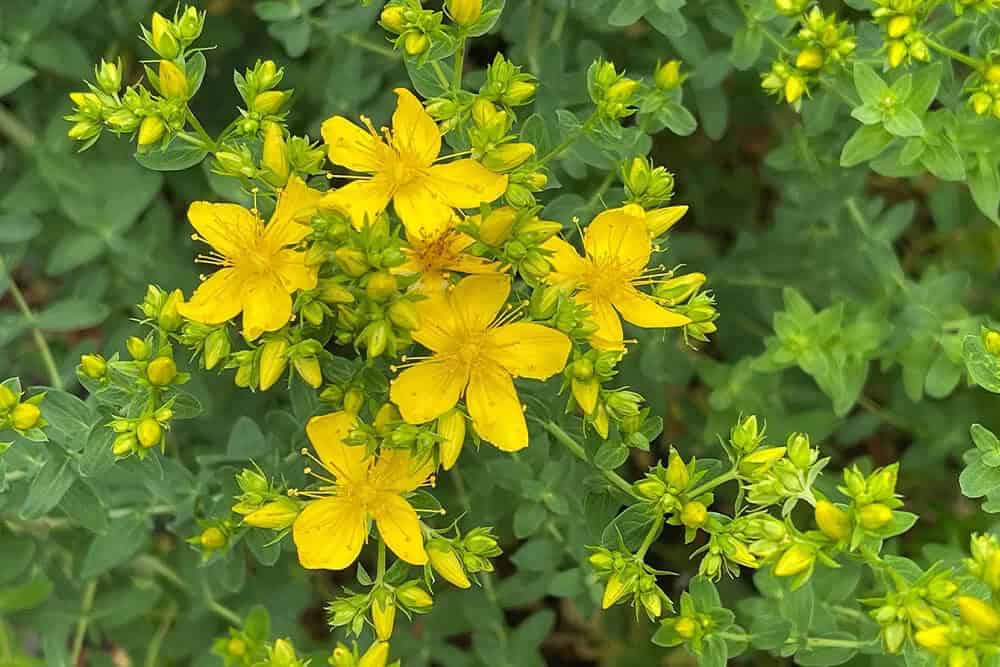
[588,546,671,620]
[0,382,45,435]
[232,467,302,532]
[588,60,640,122]
[379,1,448,58]
[464,205,561,280]
[871,0,931,69]
[109,403,174,459]
[426,528,502,589]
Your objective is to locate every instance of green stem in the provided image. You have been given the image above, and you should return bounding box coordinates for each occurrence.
[452,38,466,92]
[636,515,664,558]
[340,33,400,60]
[185,109,216,151]
[541,421,638,498]
[70,580,98,665]
[0,106,36,149]
[0,256,63,389]
[537,113,598,166]
[431,62,451,92]
[715,630,750,642]
[144,601,178,667]
[376,539,387,584]
[805,636,875,649]
[687,469,738,499]
[925,37,983,69]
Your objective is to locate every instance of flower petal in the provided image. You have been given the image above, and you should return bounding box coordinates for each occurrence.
[542,237,589,291]
[582,209,651,275]
[265,175,323,248]
[293,497,367,570]
[372,493,427,565]
[241,276,292,341]
[320,178,393,230]
[612,286,691,328]
[412,291,462,352]
[176,268,245,325]
[321,115,386,173]
[425,159,508,209]
[467,362,528,451]
[390,359,468,425]
[273,249,318,292]
[188,201,258,258]
[393,180,454,241]
[576,289,624,351]
[305,411,367,483]
[371,448,435,493]
[391,88,440,166]
[486,322,571,380]
[450,274,509,332]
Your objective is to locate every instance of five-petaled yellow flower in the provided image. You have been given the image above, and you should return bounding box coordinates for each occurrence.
[390,274,571,451]
[396,226,501,292]
[178,176,321,341]
[543,208,690,350]
[293,410,434,570]
[320,88,507,240]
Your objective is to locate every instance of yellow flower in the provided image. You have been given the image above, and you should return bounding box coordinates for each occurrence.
[389,274,571,451]
[177,177,322,341]
[543,209,690,350]
[320,88,507,240]
[395,225,501,292]
[292,411,434,570]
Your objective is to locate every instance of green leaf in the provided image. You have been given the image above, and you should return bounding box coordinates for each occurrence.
[608,0,652,26]
[593,440,629,470]
[134,142,209,171]
[840,125,894,167]
[79,514,151,579]
[41,390,93,448]
[20,450,77,519]
[961,453,1000,498]
[730,26,763,70]
[884,109,924,138]
[852,63,887,106]
[0,535,35,585]
[243,605,271,641]
[601,504,655,551]
[0,572,53,612]
[963,334,1000,393]
[0,213,41,244]
[906,62,942,113]
[58,479,108,533]
[35,298,110,332]
[0,62,36,97]
[920,139,965,181]
[513,502,547,538]
[660,102,698,136]
[969,153,1000,223]
[972,424,1000,467]
[227,416,267,458]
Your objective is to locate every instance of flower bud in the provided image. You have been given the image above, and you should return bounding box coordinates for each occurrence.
[886,14,912,39]
[634,477,666,500]
[517,218,562,242]
[665,449,690,490]
[380,5,407,33]
[127,336,150,360]
[177,6,204,42]
[396,581,433,609]
[11,403,41,431]
[254,90,290,114]
[483,143,535,172]
[428,540,471,588]
[112,433,137,457]
[261,121,290,186]
[271,639,297,666]
[476,207,518,246]
[448,0,482,26]
[136,417,163,448]
[641,590,662,618]
[858,503,893,530]
[293,355,323,388]
[784,75,806,104]
[675,617,697,639]
[680,501,707,529]
[95,59,122,94]
[985,330,1000,356]
[150,12,180,59]
[786,432,812,469]
[335,247,369,277]
[358,641,389,667]
[388,300,420,331]
[601,571,630,609]
[887,40,907,69]
[0,386,17,412]
[914,625,950,654]
[343,387,365,415]
[158,60,189,99]
[731,415,761,452]
[146,356,177,386]
[501,80,537,106]
[366,272,398,302]
[655,272,703,305]
[815,500,851,541]
[137,116,166,146]
[403,32,430,56]
[606,78,638,103]
[80,354,107,379]
[244,498,301,529]
[605,390,642,419]
[258,339,289,391]
[795,47,824,71]
[371,592,396,641]
[774,544,815,577]
[203,328,230,370]
[200,526,226,550]
[654,60,683,90]
[437,409,466,470]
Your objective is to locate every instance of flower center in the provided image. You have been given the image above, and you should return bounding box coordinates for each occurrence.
[457,333,487,365]
[351,481,378,507]
[585,264,629,299]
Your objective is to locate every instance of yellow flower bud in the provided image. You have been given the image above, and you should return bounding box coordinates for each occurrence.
[137,116,166,146]
[606,78,638,103]
[501,80,536,106]
[259,339,289,391]
[601,571,629,609]
[448,0,482,26]
[476,207,518,246]
[634,477,666,500]
[136,417,163,449]
[158,60,188,99]
[592,403,610,439]
[291,355,321,388]
[203,329,230,370]
[200,526,226,550]
[0,385,17,411]
[404,32,430,56]
[675,617,697,639]
[815,500,851,541]
[664,449,690,489]
[371,594,396,641]
[654,59,683,90]
[428,541,471,589]
[380,5,407,33]
[887,14,913,39]
[914,625,950,654]
[739,446,786,475]
[795,47,824,71]
[272,639,297,666]
[261,121,289,186]
[320,281,355,305]
[784,75,806,104]
[986,65,1000,84]
[483,143,535,172]
[335,247,369,277]
[774,544,815,577]
[437,409,466,470]
[641,590,662,618]
[158,289,184,332]
[957,596,1000,637]
[11,403,41,431]
[112,433,137,457]
[645,205,688,237]
[253,90,289,114]
[226,638,246,656]
[150,12,180,59]
[973,92,996,117]
[68,121,100,141]
[358,641,389,667]
[146,356,177,386]
[366,272,398,302]
[374,403,400,436]
[680,501,707,529]
[388,299,420,331]
[80,353,107,379]
[396,582,433,609]
[573,377,601,415]
[244,498,300,529]
[656,272,704,305]
[343,387,365,415]
[887,41,907,69]
[858,503,893,530]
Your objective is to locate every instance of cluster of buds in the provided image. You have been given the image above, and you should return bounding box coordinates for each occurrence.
[464,100,544,207]
[216,119,325,188]
[232,60,293,134]
[872,0,930,68]
[465,206,560,280]
[563,349,622,428]
[479,54,538,108]
[188,519,235,558]
[952,0,1000,13]
[328,579,433,639]
[142,7,205,60]
[654,588,726,652]
[620,157,676,210]
[120,334,187,389]
[694,517,763,579]
[589,546,670,619]
[109,403,173,459]
[675,290,718,345]
[232,334,327,392]
[761,8,855,106]
[588,60,640,122]
[379,1,447,57]
[653,59,686,92]
[912,588,1000,666]
[329,640,392,667]
[179,322,232,371]
[233,467,302,531]
[741,430,827,515]
[837,464,902,536]
[0,382,44,435]
[865,564,958,653]
[968,62,1000,119]
[634,449,712,536]
[140,285,184,332]
[426,528,502,588]
[774,0,810,16]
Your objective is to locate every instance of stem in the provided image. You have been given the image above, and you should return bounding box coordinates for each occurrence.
[0,256,64,389]
[636,516,664,558]
[185,109,216,151]
[70,580,98,665]
[0,106,36,149]
[541,421,638,498]
[452,38,466,92]
[804,636,875,649]
[431,62,451,92]
[144,601,178,667]
[537,113,598,166]
[340,33,400,59]
[925,37,983,69]
[376,539,387,584]
[687,469,738,499]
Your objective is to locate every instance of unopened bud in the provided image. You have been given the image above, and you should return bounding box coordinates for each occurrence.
[437,409,466,470]
[654,59,682,90]
[448,0,482,26]
[146,356,177,386]
[428,540,471,588]
[158,60,189,99]
[136,417,163,449]
[396,581,433,609]
[200,526,226,550]
[150,12,180,59]
[254,90,290,114]
[137,116,166,146]
[80,353,107,379]
[680,501,707,528]
[258,339,289,391]
[483,143,535,172]
[403,32,430,56]
[815,500,851,541]
[293,355,323,388]
[380,5,407,33]
[501,80,537,106]
[858,503,893,530]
